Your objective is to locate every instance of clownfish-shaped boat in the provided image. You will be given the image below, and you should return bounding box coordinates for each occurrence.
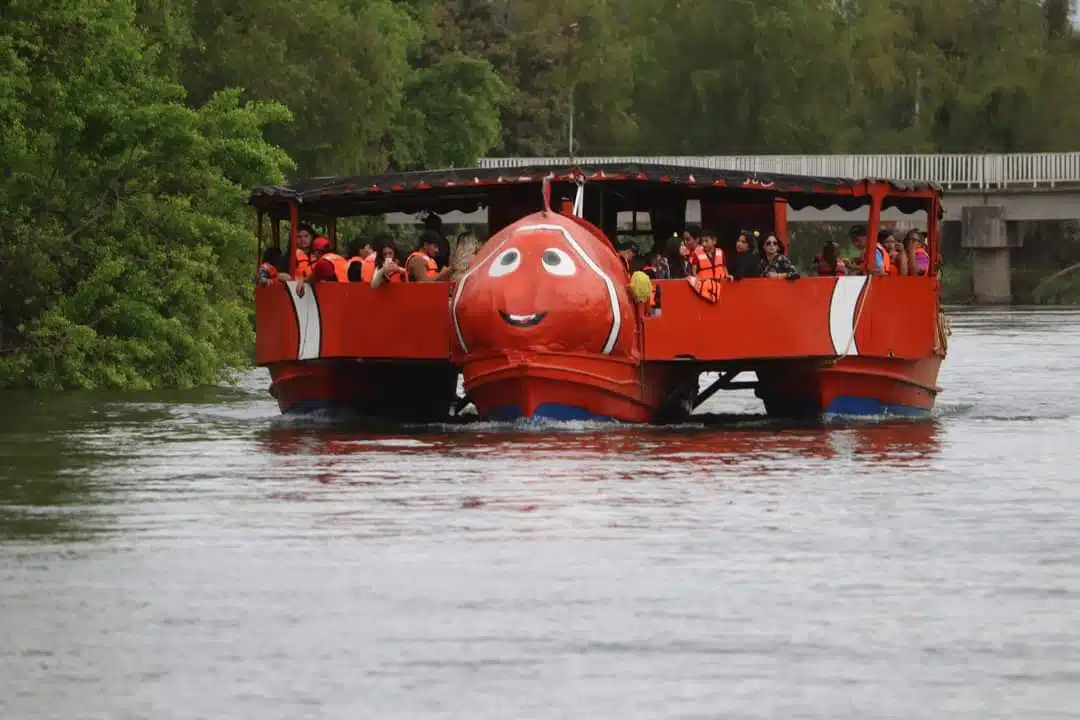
[450,208,661,421]
[252,163,947,424]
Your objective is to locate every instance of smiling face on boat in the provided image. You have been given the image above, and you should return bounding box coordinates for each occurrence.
[451,216,634,356]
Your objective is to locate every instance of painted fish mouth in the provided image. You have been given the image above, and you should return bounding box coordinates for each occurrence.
[499,311,547,328]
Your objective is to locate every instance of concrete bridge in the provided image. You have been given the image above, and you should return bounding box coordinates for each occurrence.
[391,153,1080,303]
[477,153,1080,223]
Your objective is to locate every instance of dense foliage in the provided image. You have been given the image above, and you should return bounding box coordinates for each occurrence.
[2,0,1079,388]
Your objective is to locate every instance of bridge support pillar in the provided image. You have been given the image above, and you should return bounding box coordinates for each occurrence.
[961,206,1022,304]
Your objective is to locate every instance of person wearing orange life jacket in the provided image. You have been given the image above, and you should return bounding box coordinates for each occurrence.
[886,241,904,276]
[344,237,375,283]
[678,224,702,278]
[257,247,291,286]
[296,237,347,296]
[406,230,452,282]
[686,228,728,303]
[879,229,908,276]
[292,223,318,280]
[370,241,408,288]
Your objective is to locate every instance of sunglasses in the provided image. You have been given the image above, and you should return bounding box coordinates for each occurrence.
[764,240,779,246]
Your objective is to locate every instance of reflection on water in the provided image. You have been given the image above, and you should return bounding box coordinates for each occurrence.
[1,308,1079,719]
[259,419,942,466]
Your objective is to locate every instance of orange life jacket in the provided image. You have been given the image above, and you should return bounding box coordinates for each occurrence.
[319,252,349,283]
[258,261,278,284]
[355,255,375,283]
[406,251,438,280]
[294,248,311,279]
[687,249,724,303]
[878,243,892,274]
[691,246,728,281]
[346,255,374,283]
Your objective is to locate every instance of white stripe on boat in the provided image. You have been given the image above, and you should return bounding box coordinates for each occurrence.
[285,281,322,360]
[828,276,868,356]
[516,224,621,355]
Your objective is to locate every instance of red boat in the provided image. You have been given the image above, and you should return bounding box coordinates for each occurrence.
[250,163,949,422]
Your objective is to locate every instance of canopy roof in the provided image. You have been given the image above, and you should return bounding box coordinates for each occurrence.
[248,163,941,218]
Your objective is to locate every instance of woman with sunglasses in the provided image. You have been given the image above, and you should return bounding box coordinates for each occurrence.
[760,232,799,280]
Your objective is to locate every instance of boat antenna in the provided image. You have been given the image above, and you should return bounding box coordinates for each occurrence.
[541,172,554,215]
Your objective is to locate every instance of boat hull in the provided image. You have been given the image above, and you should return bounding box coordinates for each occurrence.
[462,352,678,423]
[756,356,942,420]
[269,360,459,421]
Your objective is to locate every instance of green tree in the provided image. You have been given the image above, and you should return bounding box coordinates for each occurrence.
[0,0,293,390]
[176,0,421,176]
[393,54,509,168]
[629,0,862,154]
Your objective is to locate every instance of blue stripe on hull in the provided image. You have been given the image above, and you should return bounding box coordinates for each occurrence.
[823,395,931,419]
[487,403,614,422]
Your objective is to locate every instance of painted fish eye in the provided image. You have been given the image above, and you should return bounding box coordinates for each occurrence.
[489,248,520,277]
[541,248,575,276]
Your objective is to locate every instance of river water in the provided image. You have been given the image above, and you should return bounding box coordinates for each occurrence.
[1,307,1078,719]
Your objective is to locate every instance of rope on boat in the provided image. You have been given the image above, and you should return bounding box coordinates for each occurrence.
[935,310,951,356]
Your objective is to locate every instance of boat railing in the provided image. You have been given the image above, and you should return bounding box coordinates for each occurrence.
[478,153,1080,190]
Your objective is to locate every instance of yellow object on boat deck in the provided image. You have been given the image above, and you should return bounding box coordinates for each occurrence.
[628,271,653,303]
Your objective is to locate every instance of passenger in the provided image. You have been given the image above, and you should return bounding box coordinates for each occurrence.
[886,238,907,276]
[760,233,799,280]
[690,229,728,280]
[813,241,847,276]
[729,230,762,280]
[422,214,451,271]
[906,230,930,276]
[664,234,687,278]
[643,249,670,279]
[406,230,452,282]
[345,237,375,283]
[257,247,291,286]
[686,228,728,302]
[850,228,890,276]
[682,224,702,258]
[877,229,905,276]
[294,238,341,295]
[370,242,408,288]
[630,252,661,313]
[308,236,348,282]
[294,223,316,279]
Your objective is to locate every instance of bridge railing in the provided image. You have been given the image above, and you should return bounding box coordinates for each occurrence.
[478,153,1080,190]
